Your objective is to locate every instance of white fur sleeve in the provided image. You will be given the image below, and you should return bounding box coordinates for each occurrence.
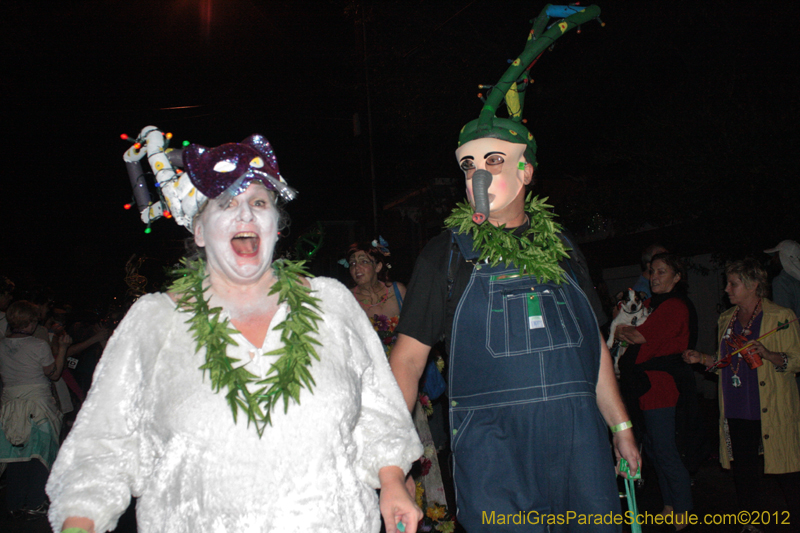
[47,294,171,532]
[328,281,423,488]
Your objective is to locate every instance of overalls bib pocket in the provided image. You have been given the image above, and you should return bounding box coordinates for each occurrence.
[487,278,584,358]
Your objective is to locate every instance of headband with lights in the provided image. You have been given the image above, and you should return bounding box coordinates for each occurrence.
[121,126,297,233]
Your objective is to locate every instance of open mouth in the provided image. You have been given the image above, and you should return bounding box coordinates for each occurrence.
[231,232,260,256]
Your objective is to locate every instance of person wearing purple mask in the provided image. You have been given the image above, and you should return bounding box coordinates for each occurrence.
[47,131,422,533]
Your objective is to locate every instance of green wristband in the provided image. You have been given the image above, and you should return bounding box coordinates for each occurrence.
[610,420,633,433]
[62,528,90,533]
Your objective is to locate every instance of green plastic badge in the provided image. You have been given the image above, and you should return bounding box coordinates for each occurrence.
[527,293,544,329]
[397,521,406,532]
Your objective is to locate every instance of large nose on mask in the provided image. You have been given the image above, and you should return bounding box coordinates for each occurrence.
[471,169,493,224]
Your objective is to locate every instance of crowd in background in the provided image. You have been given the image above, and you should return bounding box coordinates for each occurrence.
[2,237,799,532]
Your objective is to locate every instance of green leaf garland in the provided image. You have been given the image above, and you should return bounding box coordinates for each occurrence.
[444,193,570,283]
[169,257,322,437]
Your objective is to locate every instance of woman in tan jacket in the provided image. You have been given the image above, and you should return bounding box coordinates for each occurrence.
[684,259,800,533]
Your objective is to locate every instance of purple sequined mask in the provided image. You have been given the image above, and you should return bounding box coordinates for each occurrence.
[183,134,297,202]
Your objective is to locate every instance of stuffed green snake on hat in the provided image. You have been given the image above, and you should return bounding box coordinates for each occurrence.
[446,4,603,282]
[457,4,602,168]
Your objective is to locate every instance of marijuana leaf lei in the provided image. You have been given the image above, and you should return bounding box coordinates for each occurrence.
[444,193,569,283]
[169,257,322,437]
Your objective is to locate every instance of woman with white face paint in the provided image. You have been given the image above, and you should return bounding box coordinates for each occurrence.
[47,134,423,533]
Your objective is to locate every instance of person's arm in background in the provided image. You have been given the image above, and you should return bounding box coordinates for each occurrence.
[389,334,431,412]
[615,324,646,345]
[43,331,72,381]
[67,327,110,358]
[391,233,450,412]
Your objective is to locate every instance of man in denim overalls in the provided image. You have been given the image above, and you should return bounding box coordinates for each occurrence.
[391,5,639,531]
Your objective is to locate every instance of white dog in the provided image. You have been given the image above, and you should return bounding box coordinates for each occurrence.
[608,288,650,375]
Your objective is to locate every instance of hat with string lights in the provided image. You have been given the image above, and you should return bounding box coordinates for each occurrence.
[457,4,603,168]
[121,126,296,233]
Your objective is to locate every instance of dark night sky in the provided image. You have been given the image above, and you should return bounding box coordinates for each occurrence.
[2,0,798,310]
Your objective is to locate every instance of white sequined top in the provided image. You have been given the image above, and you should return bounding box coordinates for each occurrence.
[47,277,421,533]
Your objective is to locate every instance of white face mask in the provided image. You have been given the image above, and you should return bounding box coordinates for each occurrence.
[455,138,531,218]
[780,250,800,282]
[194,182,279,286]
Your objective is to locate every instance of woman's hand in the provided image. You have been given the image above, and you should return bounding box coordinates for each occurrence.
[62,516,95,533]
[55,331,73,353]
[45,332,73,381]
[747,340,783,366]
[615,325,646,345]
[60,331,73,346]
[613,428,641,479]
[379,466,422,533]
[682,349,703,365]
[91,327,111,347]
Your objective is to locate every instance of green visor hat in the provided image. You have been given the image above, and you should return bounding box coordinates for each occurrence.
[458,4,602,168]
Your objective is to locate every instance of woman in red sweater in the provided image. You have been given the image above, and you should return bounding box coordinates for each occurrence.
[616,253,693,530]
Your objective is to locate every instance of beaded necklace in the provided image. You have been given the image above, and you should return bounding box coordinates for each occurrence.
[724,299,762,388]
[354,283,389,310]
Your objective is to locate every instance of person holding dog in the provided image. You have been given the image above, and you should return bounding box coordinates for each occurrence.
[615,253,694,530]
[683,259,800,532]
[389,5,639,532]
